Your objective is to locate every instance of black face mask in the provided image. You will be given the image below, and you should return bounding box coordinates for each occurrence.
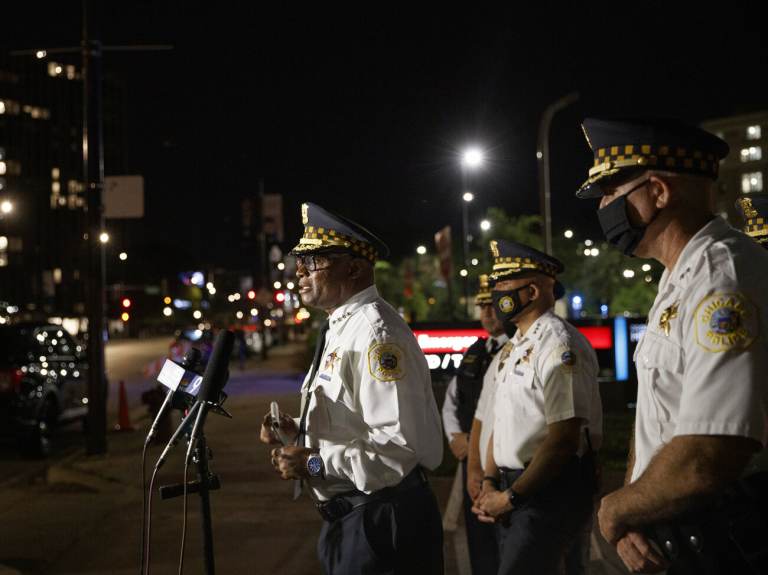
[597,179,654,257]
[492,284,533,337]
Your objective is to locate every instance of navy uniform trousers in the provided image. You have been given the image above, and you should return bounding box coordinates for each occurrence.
[318,480,444,574]
[496,457,594,575]
[461,459,500,574]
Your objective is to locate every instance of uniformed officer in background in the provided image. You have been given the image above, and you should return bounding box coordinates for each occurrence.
[473,240,603,575]
[577,118,768,574]
[442,274,507,574]
[260,203,444,575]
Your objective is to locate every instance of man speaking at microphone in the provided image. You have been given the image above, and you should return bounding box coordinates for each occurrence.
[260,203,444,574]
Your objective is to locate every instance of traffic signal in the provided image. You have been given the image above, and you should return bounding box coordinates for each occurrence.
[121,298,132,309]
[247,290,256,300]
[274,291,286,304]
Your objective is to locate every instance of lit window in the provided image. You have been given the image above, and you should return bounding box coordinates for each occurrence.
[0,101,4,115]
[0,162,5,175]
[47,62,61,77]
[740,146,763,162]
[52,182,60,193]
[52,167,60,180]
[747,125,762,140]
[65,65,76,80]
[0,178,5,191]
[742,172,764,193]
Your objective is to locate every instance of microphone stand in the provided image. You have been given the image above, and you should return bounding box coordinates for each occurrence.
[155,329,234,575]
[158,398,223,575]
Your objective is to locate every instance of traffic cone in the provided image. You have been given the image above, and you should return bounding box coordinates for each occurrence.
[114,380,135,432]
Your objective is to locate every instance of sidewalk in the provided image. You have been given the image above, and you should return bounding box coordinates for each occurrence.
[0,341,628,574]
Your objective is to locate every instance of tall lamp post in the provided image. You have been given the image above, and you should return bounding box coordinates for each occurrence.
[537,92,578,255]
[460,147,485,318]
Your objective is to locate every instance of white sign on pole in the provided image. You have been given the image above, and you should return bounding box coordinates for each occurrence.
[104,175,145,219]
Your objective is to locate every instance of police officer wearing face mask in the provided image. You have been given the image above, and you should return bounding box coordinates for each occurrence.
[472,240,603,575]
[578,118,768,575]
[442,274,508,574]
[260,203,445,575]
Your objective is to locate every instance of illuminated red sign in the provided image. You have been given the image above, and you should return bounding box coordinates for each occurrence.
[577,326,612,350]
[412,329,488,353]
[413,326,612,354]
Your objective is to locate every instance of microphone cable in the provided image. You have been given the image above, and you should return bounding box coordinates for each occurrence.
[140,438,149,575]
[177,445,192,575]
[144,461,162,575]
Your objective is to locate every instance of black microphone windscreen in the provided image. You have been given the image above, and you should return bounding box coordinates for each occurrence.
[181,347,202,371]
[197,330,234,403]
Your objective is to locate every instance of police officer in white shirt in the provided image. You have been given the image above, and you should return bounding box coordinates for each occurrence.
[260,203,444,574]
[442,274,507,574]
[577,118,768,574]
[473,240,603,575]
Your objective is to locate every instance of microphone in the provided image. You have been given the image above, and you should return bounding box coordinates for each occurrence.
[145,349,203,446]
[195,330,235,406]
[184,331,235,460]
[154,330,234,470]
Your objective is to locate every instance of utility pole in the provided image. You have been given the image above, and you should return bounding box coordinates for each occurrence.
[82,0,108,454]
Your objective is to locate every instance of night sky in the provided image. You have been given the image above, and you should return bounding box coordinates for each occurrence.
[6,3,767,266]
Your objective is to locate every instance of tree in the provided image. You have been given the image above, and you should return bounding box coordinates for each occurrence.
[376,207,660,322]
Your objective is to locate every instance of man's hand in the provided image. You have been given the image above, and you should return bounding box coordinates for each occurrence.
[616,531,669,573]
[449,433,469,461]
[598,488,632,544]
[260,411,298,445]
[472,485,512,524]
[270,446,312,479]
[467,465,483,500]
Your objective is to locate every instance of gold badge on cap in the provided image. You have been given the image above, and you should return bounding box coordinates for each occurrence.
[737,197,758,219]
[490,240,499,258]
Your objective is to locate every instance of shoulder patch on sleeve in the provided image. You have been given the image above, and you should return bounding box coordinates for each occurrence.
[694,292,758,352]
[368,342,405,381]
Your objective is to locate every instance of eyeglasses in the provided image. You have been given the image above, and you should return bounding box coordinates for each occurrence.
[294,253,349,272]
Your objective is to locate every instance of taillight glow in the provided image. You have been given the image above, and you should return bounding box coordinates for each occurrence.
[0,369,24,393]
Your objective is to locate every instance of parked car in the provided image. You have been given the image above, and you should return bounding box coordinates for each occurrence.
[0,323,88,456]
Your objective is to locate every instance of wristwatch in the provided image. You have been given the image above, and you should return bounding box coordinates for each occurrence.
[306,453,325,478]
[507,488,526,508]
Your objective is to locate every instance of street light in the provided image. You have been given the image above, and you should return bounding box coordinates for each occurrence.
[0,200,12,215]
[459,147,485,318]
[118,252,127,261]
[480,219,491,231]
[416,245,427,255]
[564,229,574,239]
[99,232,109,244]
[461,147,485,169]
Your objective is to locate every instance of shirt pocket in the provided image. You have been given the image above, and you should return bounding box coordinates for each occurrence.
[510,364,540,416]
[311,373,350,436]
[636,332,683,428]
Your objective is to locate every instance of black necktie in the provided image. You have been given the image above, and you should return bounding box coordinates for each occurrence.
[294,320,329,499]
[489,338,500,355]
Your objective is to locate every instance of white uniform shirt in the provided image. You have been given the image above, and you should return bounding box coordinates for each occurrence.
[301,285,444,500]
[441,334,509,440]
[474,348,507,469]
[492,310,603,470]
[631,217,768,482]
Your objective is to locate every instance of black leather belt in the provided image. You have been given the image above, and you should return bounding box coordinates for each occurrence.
[315,466,428,522]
